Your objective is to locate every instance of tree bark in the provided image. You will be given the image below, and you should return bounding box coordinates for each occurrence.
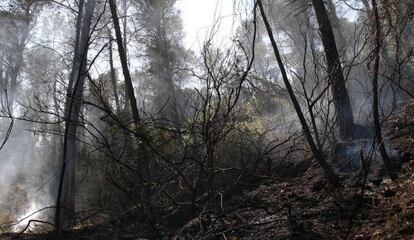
[55,0,96,230]
[109,0,140,124]
[370,0,395,179]
[64,0,85,119]
[109,0,154,220]
[122,0,130,115]
[311,0,355,139]
[257,0,340,186]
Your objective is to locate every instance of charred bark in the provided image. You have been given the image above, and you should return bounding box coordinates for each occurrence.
[257,0,340,186]
[109,0,140,124]
[311,0,355,139]
[55,0,96,230]
[370,0,396,179]
[109,0,154,225]
[63,0,85,119]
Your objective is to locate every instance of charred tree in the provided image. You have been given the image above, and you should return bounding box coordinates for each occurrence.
[109,0,155,224]
[63,0,85,119]
[257,0,340,186]
[109,0,140,124]
[55,0,96,230]
[311,0,355,139]
[370,0,396,179]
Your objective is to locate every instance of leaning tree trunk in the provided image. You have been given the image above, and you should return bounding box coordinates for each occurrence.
[109,0,140,124]
[370,0,395,179]
[109,0,154,216]
[55,0,95,230]
[311,0,355,139]
[121,0,130,115]
[257,0,340,186]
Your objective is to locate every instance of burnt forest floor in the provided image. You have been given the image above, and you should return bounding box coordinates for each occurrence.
[2,102,414,240]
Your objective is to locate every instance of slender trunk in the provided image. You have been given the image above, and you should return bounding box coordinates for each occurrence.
[109,0,153,222]
[108,28,121,112]
[109,0,140,124]
[257,0,340,186]
[311,0,355,139]
[64,0,85,119]
[123,0,127,60]
[122,0,130,113]
[371,0,395,179]
[55,0,96,230]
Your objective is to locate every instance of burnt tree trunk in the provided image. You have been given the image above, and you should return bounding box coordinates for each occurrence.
[122,0,130,115]
[63,0,85,119]
[258,0,340,186]
[55,0,95,230]
[109,0,154,220]
[109,0,140,124]
[311,0,355,139]
[370,0,395,179]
